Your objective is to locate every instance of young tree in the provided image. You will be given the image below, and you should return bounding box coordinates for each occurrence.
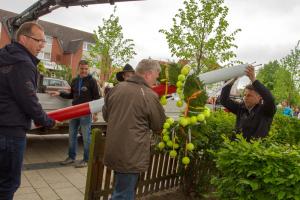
[52,64,73,84]
[280,41,300,89]
[256,60,281,91]
[159,0,241,74]
[257,61,300,106]
[272,67,300,105]
[88,7,136,81]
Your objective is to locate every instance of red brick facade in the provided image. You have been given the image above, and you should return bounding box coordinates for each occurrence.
[0,9,95,78]
[0,25,11,48]
[0,26,85,77]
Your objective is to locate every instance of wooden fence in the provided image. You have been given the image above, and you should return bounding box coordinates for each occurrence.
[84,129,181,200]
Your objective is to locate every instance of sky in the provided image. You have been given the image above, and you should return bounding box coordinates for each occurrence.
[1,0,300,85]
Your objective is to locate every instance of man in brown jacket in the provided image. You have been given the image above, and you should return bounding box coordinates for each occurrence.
[102,59,166,199]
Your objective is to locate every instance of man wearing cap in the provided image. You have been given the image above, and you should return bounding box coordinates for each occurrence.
[116,64,135,82]
[103,64,135,96]
[220,65,276,141]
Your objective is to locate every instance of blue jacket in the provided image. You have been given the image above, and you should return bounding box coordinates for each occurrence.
[0,42,55,137]
[283,106,293,117]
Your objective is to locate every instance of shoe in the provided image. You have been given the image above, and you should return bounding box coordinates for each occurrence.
[60,157,75,165]
[75,160,88,168]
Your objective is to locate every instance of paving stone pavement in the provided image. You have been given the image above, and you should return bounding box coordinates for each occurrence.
[15,134,87,200]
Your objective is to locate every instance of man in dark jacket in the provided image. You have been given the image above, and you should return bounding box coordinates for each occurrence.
[0,22,55,199]
[49,60,100,167]
[220,65,276,141]
[102,59,166,199]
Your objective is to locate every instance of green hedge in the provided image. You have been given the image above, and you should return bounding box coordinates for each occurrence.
[209,113,300,200]
[212,135,300,200]
[269,114,300,145]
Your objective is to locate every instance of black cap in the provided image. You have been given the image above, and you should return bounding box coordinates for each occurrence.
[116,64,135,82]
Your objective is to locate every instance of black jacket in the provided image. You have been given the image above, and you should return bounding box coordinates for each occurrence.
[0,42,55,137]
[220,80,276,141]
[60,75,100,105]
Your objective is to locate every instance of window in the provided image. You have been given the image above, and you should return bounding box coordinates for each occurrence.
[44,52,51,60]
[43,79,49,86]
[49,79,63,87]
[83,42,93,51]
[37,35,52,61]
[45,36,52,45]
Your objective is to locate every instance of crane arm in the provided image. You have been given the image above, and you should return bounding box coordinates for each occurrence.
[3,0,143,38]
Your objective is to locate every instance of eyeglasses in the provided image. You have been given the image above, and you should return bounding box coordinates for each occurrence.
[24,35,46,44]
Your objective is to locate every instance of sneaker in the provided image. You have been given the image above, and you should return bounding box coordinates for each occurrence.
[60,157,75,165]
[75,160,88,168]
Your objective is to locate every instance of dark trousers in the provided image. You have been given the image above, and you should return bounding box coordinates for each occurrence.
[111,172,139,200]
[0,135,26,200]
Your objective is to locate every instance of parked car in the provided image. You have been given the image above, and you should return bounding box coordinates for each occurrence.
[42,77,71,93]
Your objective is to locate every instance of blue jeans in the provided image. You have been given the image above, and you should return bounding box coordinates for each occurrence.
[111,172,139,200]
[0,135,26,200]
[68,115,91,161]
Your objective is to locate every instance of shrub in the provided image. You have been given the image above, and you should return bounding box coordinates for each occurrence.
[212,135,300,200]
[269,114,300,145]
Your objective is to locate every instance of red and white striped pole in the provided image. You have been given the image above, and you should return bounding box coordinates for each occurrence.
[31,98,104,129]
[31,64,249,129]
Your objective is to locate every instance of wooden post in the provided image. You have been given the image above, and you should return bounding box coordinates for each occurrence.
[84,128,106,200]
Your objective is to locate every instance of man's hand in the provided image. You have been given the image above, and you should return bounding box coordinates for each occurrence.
[93,114,98,122]
[48,91,60,96]
[245,65,256,82]
[52,120,64,129]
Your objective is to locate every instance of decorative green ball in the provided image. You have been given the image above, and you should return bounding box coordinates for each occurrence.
[158,142,165,150]
[160,95,167,105]
[190,116,198,125]
[203,109,211,117]
[163,135,170,142]
[179,117,188,127]
[176,81,183,88]
[182,156,190,165]
[178,74,186,82]
[176,100,183,107]
[181,66,190,75]
[167,140,173,147]
[169,150,177,158]
[166,118,175,125]
[186,143,195,151]
[197,113,205,122]
[163,122,170,129]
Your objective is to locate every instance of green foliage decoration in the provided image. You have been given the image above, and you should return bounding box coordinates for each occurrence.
[183,74,207,110]
[159,63,182,85]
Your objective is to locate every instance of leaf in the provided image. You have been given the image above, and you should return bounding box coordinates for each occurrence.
[239,179,259,190]
[277,191,285,200]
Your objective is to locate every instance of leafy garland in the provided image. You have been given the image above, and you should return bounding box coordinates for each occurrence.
[158,64,210,166]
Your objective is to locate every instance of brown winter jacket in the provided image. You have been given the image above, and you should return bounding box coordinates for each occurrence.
[102,75,166,173]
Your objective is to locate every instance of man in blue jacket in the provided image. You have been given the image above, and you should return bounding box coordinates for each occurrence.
[0,22,56,199]
[49,60,100,168]
[220,65,276,141]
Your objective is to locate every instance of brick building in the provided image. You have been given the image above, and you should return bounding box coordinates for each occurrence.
[0,9,95,77]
